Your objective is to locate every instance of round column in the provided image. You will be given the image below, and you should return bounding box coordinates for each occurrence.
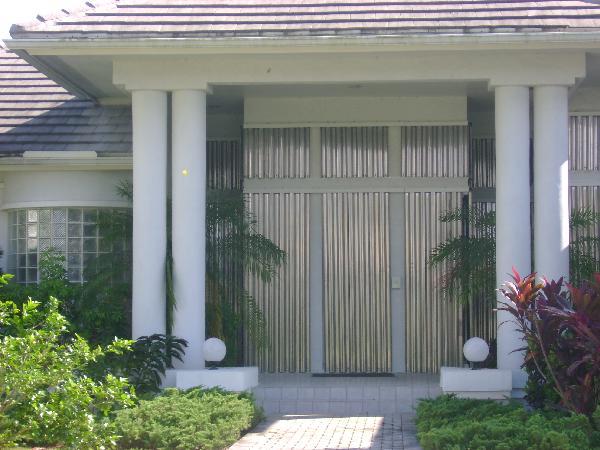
[132,90,168,338]
[495,85,531,392]
[533,86,570,281]
[171,90,207,369]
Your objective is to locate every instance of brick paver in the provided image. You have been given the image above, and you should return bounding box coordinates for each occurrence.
[230,414,421,449]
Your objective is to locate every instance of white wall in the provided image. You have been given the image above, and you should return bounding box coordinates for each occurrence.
[244,96,467,128]
[0,170,132,210]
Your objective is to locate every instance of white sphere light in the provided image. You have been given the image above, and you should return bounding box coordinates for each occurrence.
[203,337,227,363]
[463,337,489,363]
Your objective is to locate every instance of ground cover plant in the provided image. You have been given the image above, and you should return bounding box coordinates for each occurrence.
[416,395,600,450]
[114,387,262,450]
[0,271,263,449]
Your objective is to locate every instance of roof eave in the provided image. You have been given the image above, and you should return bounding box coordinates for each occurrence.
[7,31,600,55]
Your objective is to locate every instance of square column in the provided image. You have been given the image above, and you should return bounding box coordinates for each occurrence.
[494,85,531,392]
[132,90,168,338]
[171,90,207,369]
[533,86,570,281]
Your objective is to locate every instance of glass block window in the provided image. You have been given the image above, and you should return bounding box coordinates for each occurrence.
[7,207,114,284]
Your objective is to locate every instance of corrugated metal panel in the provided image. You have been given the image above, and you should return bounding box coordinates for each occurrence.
[569,115,600,171]
[244,193,310,373]
[470,138,496,188]
[244,128,310,179]
[401,126,469,177]
[323,192,391,373]
[207,140,243,190]
[321,127,388,178]
[405,192,464,373]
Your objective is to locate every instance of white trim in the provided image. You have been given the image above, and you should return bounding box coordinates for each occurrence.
[23,151,98,159]
[1,201,131,210]
[569,111,600,117]
[244,176,469,193]
[390,193,406,373]
[388,127,402,177]
[569,170,600,187]
[244,121,470,129]
[207,137,242,143]
[0,157,132,171]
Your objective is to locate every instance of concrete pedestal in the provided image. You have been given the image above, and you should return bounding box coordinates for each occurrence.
[164,367,259,392]
[440,367,512,400]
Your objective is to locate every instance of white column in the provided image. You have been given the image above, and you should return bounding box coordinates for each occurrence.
[533,86,570,281]
[132,90,168,338]
[495,86,531,391]
[172,90,207,369]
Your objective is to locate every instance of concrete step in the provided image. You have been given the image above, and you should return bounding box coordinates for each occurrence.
[251,375,441,415]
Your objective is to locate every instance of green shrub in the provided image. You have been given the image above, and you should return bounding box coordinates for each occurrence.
[416,395,600,450]
[91,333,188,395]
[0,276,136,449]
[114,387,262,449]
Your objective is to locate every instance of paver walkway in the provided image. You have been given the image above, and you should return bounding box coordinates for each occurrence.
[230,414,421,450]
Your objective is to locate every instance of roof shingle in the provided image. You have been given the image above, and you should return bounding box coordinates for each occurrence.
[10,0,600,39]
[0,48,131,155]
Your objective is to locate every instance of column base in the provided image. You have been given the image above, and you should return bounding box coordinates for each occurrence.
[440,367,512,400]
[163,367,259,392]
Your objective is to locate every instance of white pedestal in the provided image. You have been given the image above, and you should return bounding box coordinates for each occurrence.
[440,367,512,400]
[164,367,259,392]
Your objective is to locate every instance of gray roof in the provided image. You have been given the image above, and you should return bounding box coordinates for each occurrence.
[0,48,131,155]
[10,0,600,39]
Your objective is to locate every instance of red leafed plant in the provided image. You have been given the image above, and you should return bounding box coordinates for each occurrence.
[498,270,600,421]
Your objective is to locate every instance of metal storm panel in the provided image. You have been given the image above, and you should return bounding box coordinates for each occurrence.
[321,127,388,178]
[470,138,496,189]
[207,140,243,190]
[244,192,310,373]
[404,192,464,373]
[323,192,391,373]
[244,128,310,179]
[401,126,469,178]
[570,115,600,172]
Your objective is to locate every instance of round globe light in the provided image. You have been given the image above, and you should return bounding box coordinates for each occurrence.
[203,337,226,363]
[463,337,489,363]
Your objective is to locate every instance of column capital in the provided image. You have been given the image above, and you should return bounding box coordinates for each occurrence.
[488,52,584,89]
[489,78,578,90]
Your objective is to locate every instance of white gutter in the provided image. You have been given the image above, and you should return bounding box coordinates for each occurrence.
[6,31,600,55]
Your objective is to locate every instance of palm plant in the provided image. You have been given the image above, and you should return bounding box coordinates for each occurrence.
[570,208,600,285]
[429,206,496,305]
[430,205,600,305]
[204,189,285,364]
[90,181,285,364]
